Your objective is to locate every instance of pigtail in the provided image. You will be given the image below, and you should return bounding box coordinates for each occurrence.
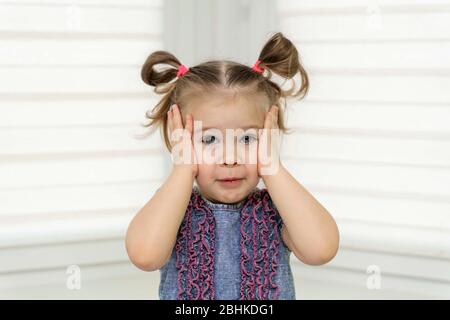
[140,50,184,151]
[256,32,309,100]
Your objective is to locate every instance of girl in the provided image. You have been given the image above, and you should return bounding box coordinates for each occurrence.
[125,32,340,300]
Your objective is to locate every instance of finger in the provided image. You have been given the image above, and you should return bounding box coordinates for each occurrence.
[185,113,193,136]
[259,112,270,141]
[267,106,277,136]
[266,105,276,128]
[172,104,183,129]
[270,105,277,115]
[167,108,173,135]
[272,106,279,128]
[263,109,272,130]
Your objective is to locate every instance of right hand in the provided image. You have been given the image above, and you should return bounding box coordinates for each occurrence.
[167,104,199,178]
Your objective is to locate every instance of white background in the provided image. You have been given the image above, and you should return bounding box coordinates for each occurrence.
[0,0,449,299]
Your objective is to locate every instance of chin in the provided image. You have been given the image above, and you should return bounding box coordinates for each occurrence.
[217,186,254,203]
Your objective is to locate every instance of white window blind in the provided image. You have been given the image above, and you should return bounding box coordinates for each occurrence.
[277,0,450,259]
[0,0,167,250]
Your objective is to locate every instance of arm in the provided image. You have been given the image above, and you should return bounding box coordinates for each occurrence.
[125,166,195,272]
[263,163,340,266]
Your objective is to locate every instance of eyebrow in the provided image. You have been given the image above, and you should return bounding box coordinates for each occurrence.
[196,125,262,132]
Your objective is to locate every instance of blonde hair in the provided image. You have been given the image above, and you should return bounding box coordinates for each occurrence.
[140,32,309,152]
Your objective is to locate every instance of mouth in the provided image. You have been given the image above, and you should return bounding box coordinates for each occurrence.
[217,177,244,187]
[218,177,244,182]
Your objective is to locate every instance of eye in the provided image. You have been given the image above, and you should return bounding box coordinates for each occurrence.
[239,134,257,145]
[202,135,218,145]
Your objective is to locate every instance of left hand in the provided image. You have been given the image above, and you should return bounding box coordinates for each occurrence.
[257,105,281,177]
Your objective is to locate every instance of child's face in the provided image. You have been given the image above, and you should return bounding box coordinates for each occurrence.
[182,93,268,204]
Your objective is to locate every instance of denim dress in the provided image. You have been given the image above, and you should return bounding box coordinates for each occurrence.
[158,187,296,300]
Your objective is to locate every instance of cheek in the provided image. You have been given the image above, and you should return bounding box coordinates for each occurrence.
[194,143,223,164]
[243,164,260,186]
[237,143,258,165]
[244,163,258,176]
[196,163,215,180]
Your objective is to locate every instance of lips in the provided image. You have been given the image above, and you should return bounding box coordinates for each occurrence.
[218,177,243,181]
[217,177,244,188]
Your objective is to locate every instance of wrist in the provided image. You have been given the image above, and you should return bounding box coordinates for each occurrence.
[172,164,197,181]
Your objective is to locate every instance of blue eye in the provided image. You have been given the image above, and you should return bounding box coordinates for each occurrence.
[240,134,257,145]
[202,135,218,145]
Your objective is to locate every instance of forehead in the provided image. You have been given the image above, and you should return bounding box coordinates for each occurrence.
[184,92,268,130]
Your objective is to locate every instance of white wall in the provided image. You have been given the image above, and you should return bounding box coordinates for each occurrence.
[0,0,167,299]
[278,0,450,298]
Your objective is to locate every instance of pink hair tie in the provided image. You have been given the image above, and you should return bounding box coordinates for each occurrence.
[251,59,264,73]
[177,64,189,78]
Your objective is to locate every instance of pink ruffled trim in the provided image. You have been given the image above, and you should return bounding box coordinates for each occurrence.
[176,188,281,300]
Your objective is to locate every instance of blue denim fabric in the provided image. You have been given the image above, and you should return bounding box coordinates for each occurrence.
[159,187,296,300]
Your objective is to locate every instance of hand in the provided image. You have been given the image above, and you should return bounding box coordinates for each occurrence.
[167,104,198,178]
[257,105,281,177]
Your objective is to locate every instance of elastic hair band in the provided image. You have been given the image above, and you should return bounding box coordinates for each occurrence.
[177,64,189,78]
[251,59,264,73]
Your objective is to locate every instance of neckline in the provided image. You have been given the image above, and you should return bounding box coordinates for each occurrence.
[193,186,256,210]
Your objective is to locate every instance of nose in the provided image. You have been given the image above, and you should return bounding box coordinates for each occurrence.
[221,140,238,166]
[222,159,237,166]
[223,151,237,166]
